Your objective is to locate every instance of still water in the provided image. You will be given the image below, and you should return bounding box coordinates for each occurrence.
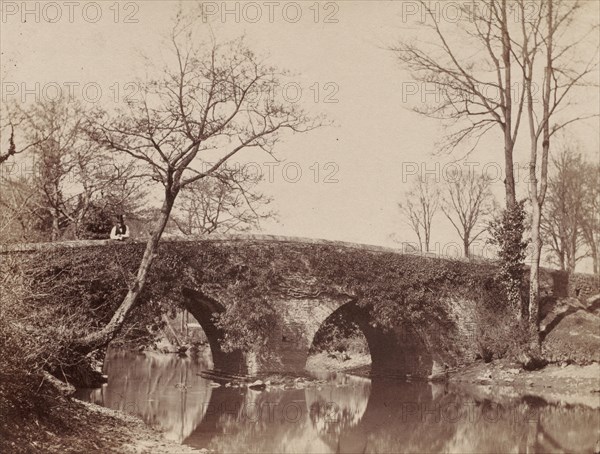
[76,349,600,453]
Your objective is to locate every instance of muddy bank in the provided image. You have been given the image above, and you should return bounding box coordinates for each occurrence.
[340,356,600,407]
[1,397,203,454]
[446,360,600,407]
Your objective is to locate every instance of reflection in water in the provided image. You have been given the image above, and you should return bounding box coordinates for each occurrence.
[305,373,371,441]
[77,350,600,453]
[75,348,214,443]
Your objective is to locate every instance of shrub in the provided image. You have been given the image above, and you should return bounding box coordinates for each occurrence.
[0,249,171,390]
[474,305,530,362]
[0,256,89,421]
[488,200,528,316]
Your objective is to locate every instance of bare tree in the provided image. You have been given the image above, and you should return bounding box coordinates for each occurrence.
[1,99,142,241]
[394,0,598,350]
[0,64,51,235]
[80,18,319,350]
[518,0,598,350]
[392,0,525,209]
[0,176,45,242]
[0,123,19,165]
[440,168,496,257]
[1,106,49,165]
[581,162,600,274]
[0,64,39,164]
[399,176,439,252]
[541,148,587,273]
[172,165,275,235]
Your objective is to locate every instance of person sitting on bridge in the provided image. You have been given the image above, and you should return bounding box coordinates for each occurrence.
[110,214,130,241]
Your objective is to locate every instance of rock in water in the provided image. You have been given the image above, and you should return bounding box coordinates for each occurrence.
[248,380,266,391]
[518,352,547,371]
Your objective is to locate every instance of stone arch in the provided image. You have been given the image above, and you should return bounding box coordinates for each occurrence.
[181,287,437,378]
[306,301,372,360]
[181,288,248,376]
[308,301,435,378]
[260,296,351,374]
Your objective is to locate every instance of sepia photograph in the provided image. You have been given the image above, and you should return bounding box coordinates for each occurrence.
[0,1,599,452]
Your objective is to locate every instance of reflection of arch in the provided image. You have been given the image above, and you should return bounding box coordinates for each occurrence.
[182,386,246,448]
[183,376,443,453]
[184,376,372,452]
[304,374,371,441]
[331,380,453,452]
[182,288,247,375]
[308,302,434,378]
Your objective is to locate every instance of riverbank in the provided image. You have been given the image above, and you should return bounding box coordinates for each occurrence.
[1,396,203,454]
[344,359,600,405]
[305,351,372,372]
[448,359,600,407]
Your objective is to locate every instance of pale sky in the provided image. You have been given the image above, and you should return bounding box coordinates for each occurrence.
[1,1,599,269]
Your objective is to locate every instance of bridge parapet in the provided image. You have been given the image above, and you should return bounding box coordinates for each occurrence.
[0,233,492,264]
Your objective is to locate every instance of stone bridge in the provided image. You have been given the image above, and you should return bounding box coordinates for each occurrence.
[2,235,593,379]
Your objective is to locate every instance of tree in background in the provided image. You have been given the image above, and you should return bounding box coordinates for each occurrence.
[0,118,46,165]
[0,101,55,241]
[0,175,48,242]
[541,148,588,273]
[172,165,275,235]
[541,149,598,275]
[1,63,48,165]
[399,176,439,252]
[440,168,496,257]
[581,163,600,274]
[0,99,145,242]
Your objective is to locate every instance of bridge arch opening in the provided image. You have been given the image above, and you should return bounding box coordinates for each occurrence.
[181,288,248,376]
[306,302,371,372]
[307,302,435,378]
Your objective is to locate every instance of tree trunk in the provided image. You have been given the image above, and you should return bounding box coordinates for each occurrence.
[75,188,178,352]
[567,254,576,275]
[504,144,517,209]
[51,211,60,241]
[558,248,565,271]
[74,192,91,239]
[583,227,598,275]
[501,0,516,211]
[528,200,542,353]
[592,244,599,275]
[463,238,470,258]
[527,0,552,355]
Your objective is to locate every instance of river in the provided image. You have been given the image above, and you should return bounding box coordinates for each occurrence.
[75,349,600,453]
